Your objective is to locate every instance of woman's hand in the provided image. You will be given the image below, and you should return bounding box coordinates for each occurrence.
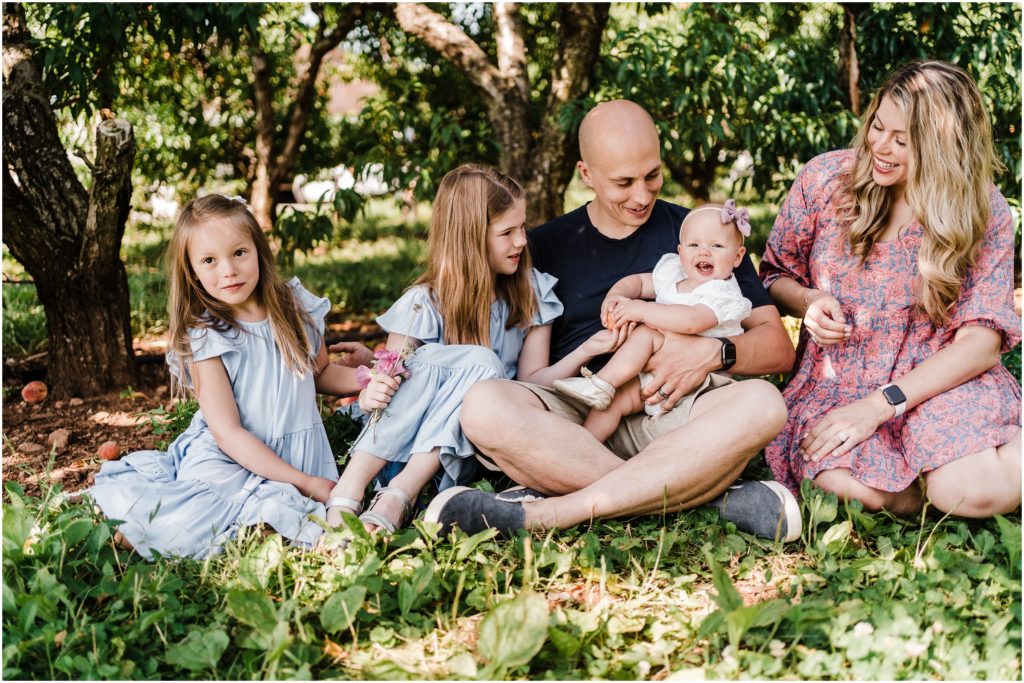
[358,373,402,412]
[799,394,892,462]
[580,326,631,358]
[600,294,631,329]
[329,341,375,368]
[803,292,851,346]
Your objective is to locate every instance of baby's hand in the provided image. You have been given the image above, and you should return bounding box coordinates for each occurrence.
[611,299,648,325]
[359,373,402,412]
[601,295,630,329]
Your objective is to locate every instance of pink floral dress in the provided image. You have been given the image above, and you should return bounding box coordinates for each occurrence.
[761,150,1022,495]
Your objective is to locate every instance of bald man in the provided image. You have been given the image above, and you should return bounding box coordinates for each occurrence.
[424,100,801,541]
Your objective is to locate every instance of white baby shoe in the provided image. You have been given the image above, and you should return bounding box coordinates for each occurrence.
[553,371,616,411]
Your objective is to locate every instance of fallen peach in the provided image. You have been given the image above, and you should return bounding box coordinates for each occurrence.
[21,380,48,404]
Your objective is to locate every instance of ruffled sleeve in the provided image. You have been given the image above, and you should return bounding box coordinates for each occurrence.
[694,277,753,326]
[945,188,1022,352]
[651,253,684,300]
[166,324,244,389]
[760,151,848,291]
[530,269,563,325]
[287,277,330,352]
[377,285,444,343]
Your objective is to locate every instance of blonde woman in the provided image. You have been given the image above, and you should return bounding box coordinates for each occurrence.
[761,60,1021,517]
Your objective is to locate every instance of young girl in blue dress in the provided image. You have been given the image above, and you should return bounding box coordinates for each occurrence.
[325,164,620,533]
[89,194,364,559]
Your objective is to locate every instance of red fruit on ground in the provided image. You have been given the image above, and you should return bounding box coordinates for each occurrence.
[97,441,121,461]
[21,381,48,404]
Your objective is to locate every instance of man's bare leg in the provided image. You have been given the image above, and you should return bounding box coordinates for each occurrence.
[518,379,786,529]
[461,380,629,495]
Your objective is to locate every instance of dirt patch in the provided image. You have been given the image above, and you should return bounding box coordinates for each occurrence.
[3,361,169,497]
[2,320,383,498]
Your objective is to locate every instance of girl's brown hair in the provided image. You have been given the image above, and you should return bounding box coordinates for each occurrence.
[415,164,536,345]
[166,194,314,394]
[837,60,1002,325]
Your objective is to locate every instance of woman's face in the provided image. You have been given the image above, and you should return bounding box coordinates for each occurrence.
[866,96,909,193]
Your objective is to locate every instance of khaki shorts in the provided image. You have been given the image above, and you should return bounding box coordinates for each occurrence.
[476,372,735,471]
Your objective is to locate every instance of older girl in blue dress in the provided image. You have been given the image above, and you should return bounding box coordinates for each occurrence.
[326,164,622,533]
[90,194,364,559]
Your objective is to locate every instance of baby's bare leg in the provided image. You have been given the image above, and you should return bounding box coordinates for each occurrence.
[597,325,665,388]
[583,377,646,443]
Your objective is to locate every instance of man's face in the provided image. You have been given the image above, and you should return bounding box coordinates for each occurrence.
[577,131,663,232]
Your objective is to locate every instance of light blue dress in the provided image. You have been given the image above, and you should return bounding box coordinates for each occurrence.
[89,279,339,560]
[352,269,562,489]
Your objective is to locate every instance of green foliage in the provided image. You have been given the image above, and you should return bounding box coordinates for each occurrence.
[321,407,364,465]
[3,475,1019,680]
[139,399,199,450]
[1,284,47,357]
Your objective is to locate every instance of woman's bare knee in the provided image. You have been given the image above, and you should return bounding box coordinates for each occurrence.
[814,469,887,512]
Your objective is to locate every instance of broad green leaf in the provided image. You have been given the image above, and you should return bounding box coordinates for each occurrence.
[164,629,229,671]
[993,515,1021,573]
[477,591,549,670]
[237,533,283,590]
[2,505,32,558]
[226,589,277,634]
[820,521,852,554]
[320,585,366,634]
[705,551,743,613]
[62,519,94,549]
[398,561,434,616]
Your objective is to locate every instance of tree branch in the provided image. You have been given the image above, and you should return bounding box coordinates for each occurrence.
[275,3,366,184]
[493,3,527,101]
[392,3,502,101]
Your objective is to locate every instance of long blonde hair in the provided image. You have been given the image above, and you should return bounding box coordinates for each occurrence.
[838,60,1002,326]
[167,194,314,394]
[415,164,536,346]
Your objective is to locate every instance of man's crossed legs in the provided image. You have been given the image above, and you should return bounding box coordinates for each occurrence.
[424,376,801,542]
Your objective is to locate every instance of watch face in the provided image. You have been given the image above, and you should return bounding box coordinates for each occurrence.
[882,384,907,406]
[720,338,736,369]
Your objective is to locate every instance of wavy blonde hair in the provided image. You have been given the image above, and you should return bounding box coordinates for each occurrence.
[838,60,1003,325]
[167,194,314,395]
[415,164,536,346]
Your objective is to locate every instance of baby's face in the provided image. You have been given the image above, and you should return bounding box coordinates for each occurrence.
[677,213,746,284]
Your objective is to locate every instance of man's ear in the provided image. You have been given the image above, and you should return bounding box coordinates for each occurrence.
[577,160,594,188]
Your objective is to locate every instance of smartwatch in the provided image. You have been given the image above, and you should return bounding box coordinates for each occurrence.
[715,337,736,371]
[880,383,907,418]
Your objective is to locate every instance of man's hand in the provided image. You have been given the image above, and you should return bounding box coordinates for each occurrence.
[642,333,719,411]
[329,341,375,368]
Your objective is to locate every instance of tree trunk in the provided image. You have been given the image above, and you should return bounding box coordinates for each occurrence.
[3,2,139,397]
[246,3,366,231]
[391,2,609,226]
[664,143,721,203]
[526,2,609,224]
[838,4,866,115]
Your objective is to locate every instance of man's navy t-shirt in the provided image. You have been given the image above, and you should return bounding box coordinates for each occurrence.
[528,200,773,367]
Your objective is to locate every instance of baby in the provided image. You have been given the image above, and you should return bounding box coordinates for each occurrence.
[554,200,753,441]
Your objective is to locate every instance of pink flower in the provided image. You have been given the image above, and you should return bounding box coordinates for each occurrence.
[373,348,410,380]
[355,365,374,389]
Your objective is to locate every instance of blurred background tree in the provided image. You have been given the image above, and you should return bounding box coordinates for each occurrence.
[4,1,1020,393]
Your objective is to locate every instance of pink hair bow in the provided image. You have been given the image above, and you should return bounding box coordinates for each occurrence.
[722,199,751,237]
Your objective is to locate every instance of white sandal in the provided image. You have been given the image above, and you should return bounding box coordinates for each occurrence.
[325,495,363,527]
[359,487,414,533]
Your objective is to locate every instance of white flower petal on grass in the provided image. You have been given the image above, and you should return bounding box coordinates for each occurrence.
[905,641,928,658]
[852,622,874,637]
[769,639,787,658]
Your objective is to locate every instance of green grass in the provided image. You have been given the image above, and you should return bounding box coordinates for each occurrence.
[4,468,1020,680]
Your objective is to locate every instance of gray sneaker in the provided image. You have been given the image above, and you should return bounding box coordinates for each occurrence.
[423,486,526,537]
[494,485,547,504]
[710,480,802,542]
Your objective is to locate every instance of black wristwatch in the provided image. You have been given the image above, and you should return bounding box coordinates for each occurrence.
[715,337,736,371]
[880,383,907,418]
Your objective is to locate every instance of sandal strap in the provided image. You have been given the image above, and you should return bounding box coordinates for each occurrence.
[359,486,414,532]
[326,496,364,514]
